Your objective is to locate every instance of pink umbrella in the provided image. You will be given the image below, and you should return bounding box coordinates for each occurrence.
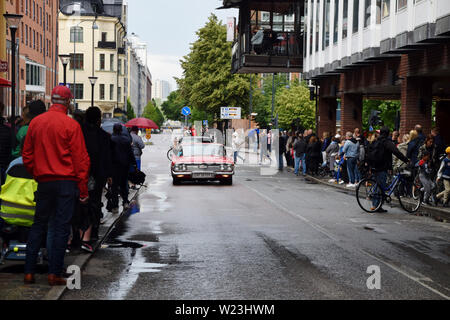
[125,118,159,129]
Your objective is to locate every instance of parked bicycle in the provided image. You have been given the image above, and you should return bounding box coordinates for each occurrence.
[356,168,422,214]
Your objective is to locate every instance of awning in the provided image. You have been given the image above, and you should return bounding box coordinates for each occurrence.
[0,78,11,87]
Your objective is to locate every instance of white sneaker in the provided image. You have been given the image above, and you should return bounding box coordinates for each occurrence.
[328,179,335,183]
[338,181,344,185]
[346,184,354,188]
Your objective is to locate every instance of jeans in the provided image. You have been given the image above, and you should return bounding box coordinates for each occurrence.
[25,181,77,276]
[294,154,306,175]
[346,157,360,184]
[278,153,284,170]
[372,171,388,209]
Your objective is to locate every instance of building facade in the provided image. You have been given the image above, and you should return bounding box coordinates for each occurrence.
[152,79,172,103]
[303,0,450,141]
[58,0,127,117]
[2,0,59,116]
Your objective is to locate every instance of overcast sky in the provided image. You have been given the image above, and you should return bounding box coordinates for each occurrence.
[128,0,238,90]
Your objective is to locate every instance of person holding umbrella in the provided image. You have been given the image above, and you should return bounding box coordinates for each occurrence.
[130,126,145,171]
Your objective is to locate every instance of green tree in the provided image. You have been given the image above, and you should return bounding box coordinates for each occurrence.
[161,90,186,121]
[275,81,316,131]
[362,100,401,132]
[176,14,251,125]
[126,97,136,120]
[142,101,165,128]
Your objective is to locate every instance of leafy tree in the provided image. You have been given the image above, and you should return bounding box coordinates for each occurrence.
[362,100,401,132]
[126,97,136,120]
[142,101,165,128]
[275,81,316,131]
[161,90,186,121]
[176,14,251,126]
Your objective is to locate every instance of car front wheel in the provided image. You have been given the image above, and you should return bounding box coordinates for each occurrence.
[172,178,181,185]
[220,177,233,186]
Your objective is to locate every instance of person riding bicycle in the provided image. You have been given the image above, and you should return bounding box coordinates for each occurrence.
[366,127,410,213]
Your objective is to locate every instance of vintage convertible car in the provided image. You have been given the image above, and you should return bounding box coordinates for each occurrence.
[171,143,234,185]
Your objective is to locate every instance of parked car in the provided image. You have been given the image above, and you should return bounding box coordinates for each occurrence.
[171,143,234,185]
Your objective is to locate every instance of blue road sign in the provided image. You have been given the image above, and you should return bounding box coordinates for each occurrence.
[203,120,208,127]
[182,106,191,116]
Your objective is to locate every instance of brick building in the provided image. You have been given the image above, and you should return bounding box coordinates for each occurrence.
[303,0,450,143]
[3,0,59,115]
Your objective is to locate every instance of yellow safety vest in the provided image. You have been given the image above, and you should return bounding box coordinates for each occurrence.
[0,175,38,227]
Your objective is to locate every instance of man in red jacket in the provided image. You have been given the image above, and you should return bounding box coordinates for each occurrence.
[22,86,90,286]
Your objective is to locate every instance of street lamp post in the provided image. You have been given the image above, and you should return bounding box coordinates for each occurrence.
[4,13,23,150]
[58,54,71,86]
[88,76,98,108]
[249,74,253,130]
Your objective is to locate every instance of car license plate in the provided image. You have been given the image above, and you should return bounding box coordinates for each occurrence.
[193,173,215,179]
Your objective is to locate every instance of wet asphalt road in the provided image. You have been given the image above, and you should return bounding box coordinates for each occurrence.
[63,133,450,300]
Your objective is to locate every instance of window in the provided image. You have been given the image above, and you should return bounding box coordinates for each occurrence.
[315,0,320,52]
[364,0,371,28]
[110,84,114,100]
[376,0,381,23]
[397,0,407,11]
[70,27,83,43]
[100,84,105,100]
[322,0,330,48]
[118,59,122,75]
[118,87,122,102]
[309,0,314,55]
[102,32,107,42]
[343,0,348,39]
[70,54,84,70]
[382,0,390,18]
[69,83,83,100]
[353,0,359,33]
[26,63,44,86]
[100,54,105,70]
[110,54,114,71]
[333,0,339,44]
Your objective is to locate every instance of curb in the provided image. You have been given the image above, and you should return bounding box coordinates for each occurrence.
[43,187,143,300]
[305,174,450,223]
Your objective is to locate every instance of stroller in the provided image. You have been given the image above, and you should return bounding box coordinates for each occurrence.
[0,163,44,265]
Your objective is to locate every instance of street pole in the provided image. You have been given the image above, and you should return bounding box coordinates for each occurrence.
[63,63,67,86]
[315,85,319,133]
[10,27,17,150]
[249,74,253,130]
[271,73,276,125]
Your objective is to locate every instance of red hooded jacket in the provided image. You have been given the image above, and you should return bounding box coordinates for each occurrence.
[23,104,90,198]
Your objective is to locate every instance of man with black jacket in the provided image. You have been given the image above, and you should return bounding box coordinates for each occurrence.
[0,102,11,186]
[293,133,307,176]
[81,107,113,246]
[278,133,287,171]
[110,123,137,214]
[370,127,410,213]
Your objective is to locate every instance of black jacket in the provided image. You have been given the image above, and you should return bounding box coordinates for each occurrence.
[293,139,307,157]
[83,123,113,180]
[279,135,287,154]
[0,118,11,168]
[307,141,322,159]
[378,136,409,171]
[111,133,137,168]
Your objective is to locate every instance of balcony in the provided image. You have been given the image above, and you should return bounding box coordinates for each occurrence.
[232,31,303,74]
[98,41,116,49]
[221,0,304,74]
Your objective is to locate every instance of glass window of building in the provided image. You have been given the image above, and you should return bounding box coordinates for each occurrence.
[382,0,390,18]
[323,0,330,48]
[397,0,407,11]
[343,0,348,39]
[353,0,359,33]
[100,84,105,100]
[70,26,83,43]
[333,0,339,44]
[118,87,122,102]
[315,0,320,51]
[376,0,382,23]
[310,0,314,55]
[100,54,105,70]
[69,83,83,100]
[69,53,84,70]
[110,84,114,100]
[110,54,114,71]
[364,0,371,28]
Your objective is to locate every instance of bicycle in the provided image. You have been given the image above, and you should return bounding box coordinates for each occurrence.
[356,168,422,214]
[167,147,174,161]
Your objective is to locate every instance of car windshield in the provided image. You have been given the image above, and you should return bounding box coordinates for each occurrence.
[180,144,224,157]
[180,137,212,144]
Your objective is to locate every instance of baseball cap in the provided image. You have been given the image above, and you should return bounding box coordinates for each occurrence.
[51,86,73,103]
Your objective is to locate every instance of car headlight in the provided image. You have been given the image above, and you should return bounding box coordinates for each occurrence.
[174,164,185,171]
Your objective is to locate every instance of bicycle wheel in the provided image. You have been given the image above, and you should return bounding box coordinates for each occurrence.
[397,179,421,213]
[356,178,384,213]
[167,148,173,161]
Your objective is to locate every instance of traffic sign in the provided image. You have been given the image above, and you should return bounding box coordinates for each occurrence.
[221,107,241,120]
[203,120,208,127]
[181,106,191,116]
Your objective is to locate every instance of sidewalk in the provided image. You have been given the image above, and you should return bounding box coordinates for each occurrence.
[0,188,141,300]
[301,171,450,223]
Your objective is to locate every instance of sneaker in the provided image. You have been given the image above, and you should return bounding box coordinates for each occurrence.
[346,184,355,188]
[377,208,388,213]
[65,245,72,254]
[81,242,94,253]
[328,179,336,183]
[338,181,345,185]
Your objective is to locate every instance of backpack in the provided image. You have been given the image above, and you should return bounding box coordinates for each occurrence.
[366,140,385,168]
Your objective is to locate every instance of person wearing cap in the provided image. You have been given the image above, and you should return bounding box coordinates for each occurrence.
[110,123,137,214]
[130,126,145,171]
[12,100,46,160]
[22,85,90,286]
[436,147,450,207]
